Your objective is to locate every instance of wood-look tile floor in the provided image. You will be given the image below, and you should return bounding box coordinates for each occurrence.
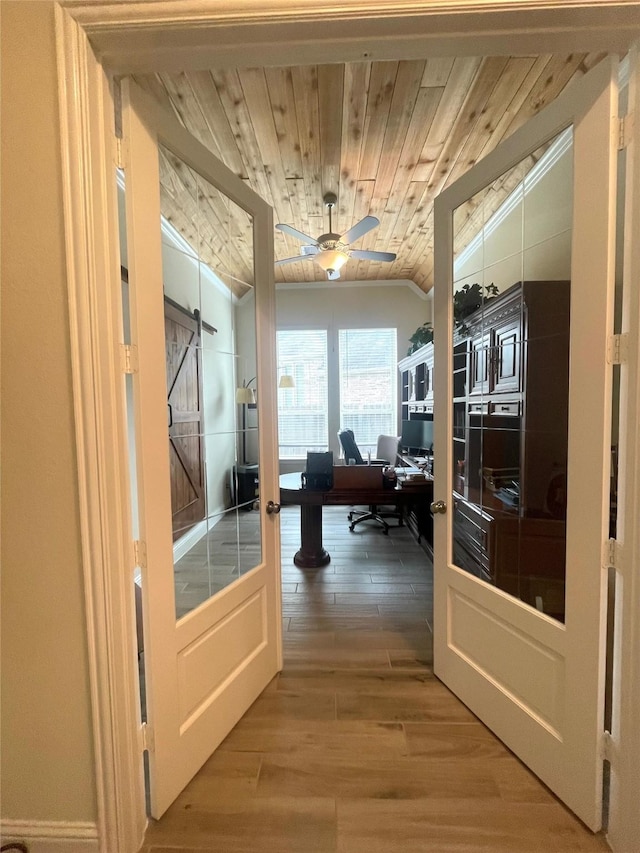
[140,506,609,853]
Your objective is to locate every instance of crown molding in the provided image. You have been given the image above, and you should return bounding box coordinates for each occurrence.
[61,0,640,73]
[276,278,430,299]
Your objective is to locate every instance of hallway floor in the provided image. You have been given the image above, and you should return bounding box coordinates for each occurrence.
[140,505,609,852]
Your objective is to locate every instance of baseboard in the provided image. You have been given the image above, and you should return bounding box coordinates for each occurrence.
[0,820,99,853]
[172,518,208,562]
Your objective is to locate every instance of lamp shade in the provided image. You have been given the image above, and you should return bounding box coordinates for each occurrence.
[278,374,295,389]
[235,386,256,404]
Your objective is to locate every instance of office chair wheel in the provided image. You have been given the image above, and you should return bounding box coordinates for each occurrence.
[349,522,356,532]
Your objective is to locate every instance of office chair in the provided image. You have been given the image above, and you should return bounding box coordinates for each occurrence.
[376,434,401,468]
[337,430,403,534]
[337,428,364,465]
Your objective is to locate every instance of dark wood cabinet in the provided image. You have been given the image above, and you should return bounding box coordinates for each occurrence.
[399,342,434,421]
[235,464,259,509]
[454,280,570,502]
[401,493,433,551]
[469,331,491,396]
[398,343,435,554]
[452,498,491,582]
[452,280,570,619]
[397,280,570,593]
[467,284,523,398]
[492,313,521,394]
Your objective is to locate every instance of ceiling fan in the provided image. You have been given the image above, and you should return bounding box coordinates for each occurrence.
[275,192,397,280]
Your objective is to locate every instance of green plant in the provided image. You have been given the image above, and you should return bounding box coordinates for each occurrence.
[407,322,434,355]
[406,283,498,353]
[453,282,498,333]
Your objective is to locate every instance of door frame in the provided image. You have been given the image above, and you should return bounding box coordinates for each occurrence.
[54,3,640,852]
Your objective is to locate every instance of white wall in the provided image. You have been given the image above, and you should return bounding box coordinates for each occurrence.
[275,281,430,466]
[277,280,431,360]
[1,0,97,824]
[454,130,573,294]
[235,293,259,465]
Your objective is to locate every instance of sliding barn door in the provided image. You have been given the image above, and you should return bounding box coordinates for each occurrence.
[165,300,206,540]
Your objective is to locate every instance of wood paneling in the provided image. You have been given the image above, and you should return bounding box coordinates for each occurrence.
[135,52,604,296]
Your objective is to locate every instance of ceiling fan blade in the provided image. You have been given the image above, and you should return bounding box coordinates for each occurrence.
[275,223,318,244]
[340,215,380,246]
[327,269,341,281]
[275,254,317,266]
[349,249,397,262]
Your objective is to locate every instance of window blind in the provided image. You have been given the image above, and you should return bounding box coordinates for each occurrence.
[339,328,397,455]
[277,330,328,459]
[276,327,398,460]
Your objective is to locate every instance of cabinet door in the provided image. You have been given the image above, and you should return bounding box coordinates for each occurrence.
[492,314,521,394]
[425,348,435,401]
[469,331,491,395]
[408,366,416,400]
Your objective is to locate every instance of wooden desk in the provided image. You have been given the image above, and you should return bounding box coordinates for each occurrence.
[279,472,433,568]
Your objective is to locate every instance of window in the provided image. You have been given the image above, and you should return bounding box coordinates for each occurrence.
[277,330,328,459]
[276,327,398,460]
[339,328,397,455]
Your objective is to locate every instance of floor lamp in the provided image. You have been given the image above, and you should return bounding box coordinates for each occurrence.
[235,377,256,465]
[236,373,295,464]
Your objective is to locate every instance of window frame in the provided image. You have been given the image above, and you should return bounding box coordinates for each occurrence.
[276,324,399,462]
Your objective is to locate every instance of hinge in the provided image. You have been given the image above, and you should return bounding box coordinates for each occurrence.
[115,136,127,169]
[602,538,622,570]
[601,730,615,763]
[607,333,629,365]
[133,539,147,569]
[140,722,154,753]
[618,113,634,151]
[120,343,139,374]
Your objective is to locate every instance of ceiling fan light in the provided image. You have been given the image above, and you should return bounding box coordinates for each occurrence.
[315,249,349,273]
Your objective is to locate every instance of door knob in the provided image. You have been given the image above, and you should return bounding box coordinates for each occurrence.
[265,500,281,515]
[430,499,447,514]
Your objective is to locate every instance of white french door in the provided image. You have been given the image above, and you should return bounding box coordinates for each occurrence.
[121,80,282,818]
[433,57,622,829]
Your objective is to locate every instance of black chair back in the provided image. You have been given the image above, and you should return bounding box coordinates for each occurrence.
[302,451,334,490]
[337,429,364,465]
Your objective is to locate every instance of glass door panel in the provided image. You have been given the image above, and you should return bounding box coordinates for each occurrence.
[158,144,261,619]
[450,128,573,622]
[434,57,617,829]
[123,77,280,819]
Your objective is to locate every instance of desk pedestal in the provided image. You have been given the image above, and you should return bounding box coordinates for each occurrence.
[280,472,433,568]
[294,504,331,568]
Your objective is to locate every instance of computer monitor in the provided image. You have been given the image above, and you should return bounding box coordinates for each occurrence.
[401,418,434,454]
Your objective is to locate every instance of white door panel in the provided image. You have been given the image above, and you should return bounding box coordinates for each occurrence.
[433,57,618,829]
[608,45,640,851]
[121,80,281,818]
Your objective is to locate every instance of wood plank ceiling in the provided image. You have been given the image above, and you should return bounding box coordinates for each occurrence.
[134,52,604,297]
